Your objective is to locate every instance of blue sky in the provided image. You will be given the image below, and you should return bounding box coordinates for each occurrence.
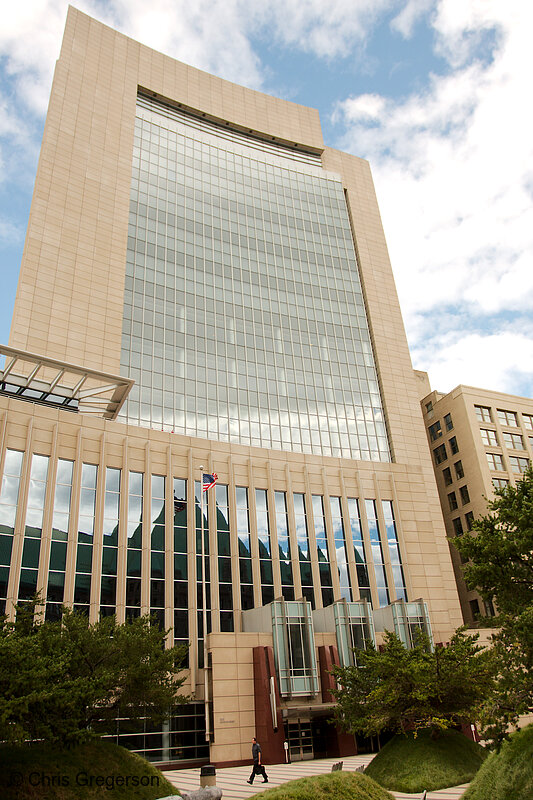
[1,0,533,396]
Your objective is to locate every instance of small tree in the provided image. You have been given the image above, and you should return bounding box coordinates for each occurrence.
[0,600,188,746]
[454,469,533,744]
[332,629,493,740]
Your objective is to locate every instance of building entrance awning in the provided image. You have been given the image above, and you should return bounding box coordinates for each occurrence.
[281,703,336,720]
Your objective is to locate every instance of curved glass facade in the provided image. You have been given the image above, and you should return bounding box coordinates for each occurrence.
[120,97,389,461]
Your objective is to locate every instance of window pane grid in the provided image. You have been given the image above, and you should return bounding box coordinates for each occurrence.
[347,498,371,603]
[475,405,492,422]
[294,493,314,608]
[126,472,143,616]
[150,475,165,623]
[497,409,518,426]
[173,477,188,648]
[382,500,406,601]
[256,489,274,606]
[101,468,121,614]
[19,455,49,602]
[236,486,253,610]
[74,464,97,613]
[120,96,390,463]
[329,497,351,601]
[0,450,24,608]
[365,499,389,607]
[312,495,333,607]
[216,484,233,631]
[275,490,294,601]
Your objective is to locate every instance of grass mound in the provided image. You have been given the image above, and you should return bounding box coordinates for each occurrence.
[0,739,178,800]
[365,728,486,793]
[462,723,533,800]
[252,770,394,800]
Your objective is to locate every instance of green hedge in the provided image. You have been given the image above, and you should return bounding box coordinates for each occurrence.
[0,740,179,800]
[253,770,394,800]
[463,724,533,800]
[365,728,486,793]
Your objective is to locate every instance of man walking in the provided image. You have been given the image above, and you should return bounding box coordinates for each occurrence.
[247,737,268,784]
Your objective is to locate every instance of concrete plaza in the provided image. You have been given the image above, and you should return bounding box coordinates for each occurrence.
[162,754,469,800]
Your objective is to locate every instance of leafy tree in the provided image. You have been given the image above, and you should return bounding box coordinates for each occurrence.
[453,469,533,745]
[332,629,493,739]
[0,599,188,746]
[478,607,533,745]
[454,468,533,616]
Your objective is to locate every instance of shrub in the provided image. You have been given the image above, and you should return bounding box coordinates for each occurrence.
[253,770,394,800]
[365,728,486,793]
[462,723,533,800]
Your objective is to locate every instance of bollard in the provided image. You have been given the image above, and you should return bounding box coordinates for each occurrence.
[200,764,217,788]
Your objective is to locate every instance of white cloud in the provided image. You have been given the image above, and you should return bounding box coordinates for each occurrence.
[107,0,265,88]
[0,219,24,246]
[415,327,533,397]
[251,0,395,59]
[0,1,266,113]
[391,0,434,38]
[335,0,533,395]
[336,93,386,121]
[0,0,397,117]
[432,0,506,67]
[1,0,392,189]
[0,1,69,115]
[0,94,41,187]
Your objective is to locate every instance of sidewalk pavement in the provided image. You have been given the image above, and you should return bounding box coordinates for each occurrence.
[162,754,469,800]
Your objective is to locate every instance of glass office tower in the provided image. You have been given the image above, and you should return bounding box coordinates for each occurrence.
[121,96,389,461]
[2,7,463,768]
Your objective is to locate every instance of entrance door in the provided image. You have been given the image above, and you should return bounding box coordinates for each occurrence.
[311,718,328,758]
[285,719,314,761]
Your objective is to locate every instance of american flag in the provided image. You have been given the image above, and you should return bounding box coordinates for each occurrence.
[202,472,218,492]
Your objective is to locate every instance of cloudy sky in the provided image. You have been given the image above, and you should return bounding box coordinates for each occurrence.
[1,0,532,396]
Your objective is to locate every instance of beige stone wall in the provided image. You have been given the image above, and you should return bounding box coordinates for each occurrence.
[207,629,341,765]
[414,370,432,400]
[208,631,269,765]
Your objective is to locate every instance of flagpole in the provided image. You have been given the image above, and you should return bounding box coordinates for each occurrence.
[199,465,210,743]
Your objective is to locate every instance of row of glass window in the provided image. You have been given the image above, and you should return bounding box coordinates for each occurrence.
[137,94,323,169]
[122,311,374,359]
[127,193,356,241]
[442,460,464,485]
[122,347,381,392]
[447,485,470,511]
[122,311,372,354]
[480,428,530,449]
[0,450,406,623]
[451,510,475,538]
[476,405,532,477]
[427,413,453,442]
[98,701,209,763]
[486,452,530,473]
[433,435,459,465]
[124,262,366,312]
[475,404,533,429]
